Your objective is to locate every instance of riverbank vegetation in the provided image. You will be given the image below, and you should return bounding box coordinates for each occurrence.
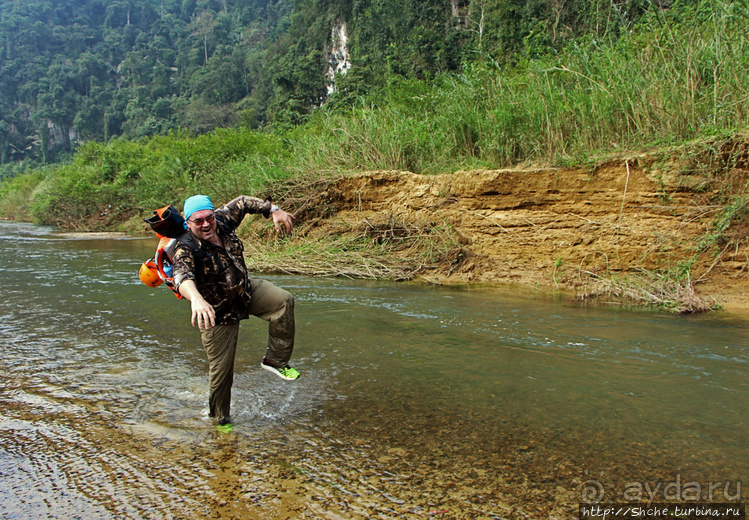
[3,1,748,218]
[0,0,685,167]
[1,0,749,312]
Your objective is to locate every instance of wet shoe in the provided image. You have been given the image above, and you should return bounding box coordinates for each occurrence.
[215,417,234,432]
[261,358,300,380]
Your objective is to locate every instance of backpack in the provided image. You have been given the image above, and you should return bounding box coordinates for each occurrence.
[138,205,199,299]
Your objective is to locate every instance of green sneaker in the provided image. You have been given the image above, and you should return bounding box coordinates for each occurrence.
[215,422,234,433]
[216,419,234,433]
[261,358,300,380]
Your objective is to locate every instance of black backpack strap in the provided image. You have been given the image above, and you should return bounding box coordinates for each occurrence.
[162,231,200,261]
[175,231,199,252]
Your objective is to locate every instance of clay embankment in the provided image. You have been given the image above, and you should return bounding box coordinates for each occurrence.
[305,159,749,311]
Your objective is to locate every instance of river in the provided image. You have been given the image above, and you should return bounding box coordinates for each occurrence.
[0,221,746,519]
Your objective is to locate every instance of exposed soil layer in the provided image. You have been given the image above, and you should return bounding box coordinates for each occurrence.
[289,153,749,312]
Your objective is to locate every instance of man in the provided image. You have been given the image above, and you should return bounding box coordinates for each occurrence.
[172,194,299,429]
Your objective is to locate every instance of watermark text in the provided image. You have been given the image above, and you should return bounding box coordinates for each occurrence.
[581,475,742,505]
[579,502,745,520]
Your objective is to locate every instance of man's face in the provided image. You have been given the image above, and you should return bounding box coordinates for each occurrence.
[186,209,217,242]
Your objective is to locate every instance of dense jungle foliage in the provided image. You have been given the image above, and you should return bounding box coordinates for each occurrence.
[2,0,669,169]
[1,0,749,233]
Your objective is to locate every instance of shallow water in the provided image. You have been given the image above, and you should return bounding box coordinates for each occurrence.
[0,221,746,519]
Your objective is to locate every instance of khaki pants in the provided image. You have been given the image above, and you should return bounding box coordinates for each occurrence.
[200,279,295,423]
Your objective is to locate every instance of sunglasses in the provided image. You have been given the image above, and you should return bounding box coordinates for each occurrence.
[188,213,215,226]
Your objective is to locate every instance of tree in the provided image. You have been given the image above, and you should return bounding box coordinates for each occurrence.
[188,9,217,64]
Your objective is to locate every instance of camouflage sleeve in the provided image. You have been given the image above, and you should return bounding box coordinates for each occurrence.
[216,195,274,230]
[172,242,196,290]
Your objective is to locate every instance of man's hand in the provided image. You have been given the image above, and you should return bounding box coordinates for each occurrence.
[178,280,216,329]
[272,208,294,234]
[190,296,216,330]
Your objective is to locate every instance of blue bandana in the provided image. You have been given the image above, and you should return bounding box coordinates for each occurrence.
[183,195,214,220]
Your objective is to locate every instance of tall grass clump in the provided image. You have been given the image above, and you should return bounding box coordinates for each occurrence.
[0,168,45,219]
[287,78,459,175]
[294,0,749,173]
[435,0,749,166]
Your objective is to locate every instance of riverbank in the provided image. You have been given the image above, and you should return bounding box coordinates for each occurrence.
[236,141,749,314]
[7,135,744,314]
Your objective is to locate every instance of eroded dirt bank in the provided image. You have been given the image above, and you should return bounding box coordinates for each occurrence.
[285,154,749,312]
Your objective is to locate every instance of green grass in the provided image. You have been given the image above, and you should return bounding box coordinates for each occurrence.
[292,0,749,172]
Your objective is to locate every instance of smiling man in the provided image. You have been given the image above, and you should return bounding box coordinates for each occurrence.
[172,194,299,429]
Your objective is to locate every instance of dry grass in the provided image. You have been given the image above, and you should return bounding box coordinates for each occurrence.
[242,213,462,281]
[245,237,414,280]
[577,268,721,314]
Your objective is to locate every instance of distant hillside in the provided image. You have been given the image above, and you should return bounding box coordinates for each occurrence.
[0,0,665,169]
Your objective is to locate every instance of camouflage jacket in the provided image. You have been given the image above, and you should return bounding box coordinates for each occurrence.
[172,196,273,324]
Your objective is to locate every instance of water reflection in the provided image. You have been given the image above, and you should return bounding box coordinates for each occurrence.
[0,222,746,519]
